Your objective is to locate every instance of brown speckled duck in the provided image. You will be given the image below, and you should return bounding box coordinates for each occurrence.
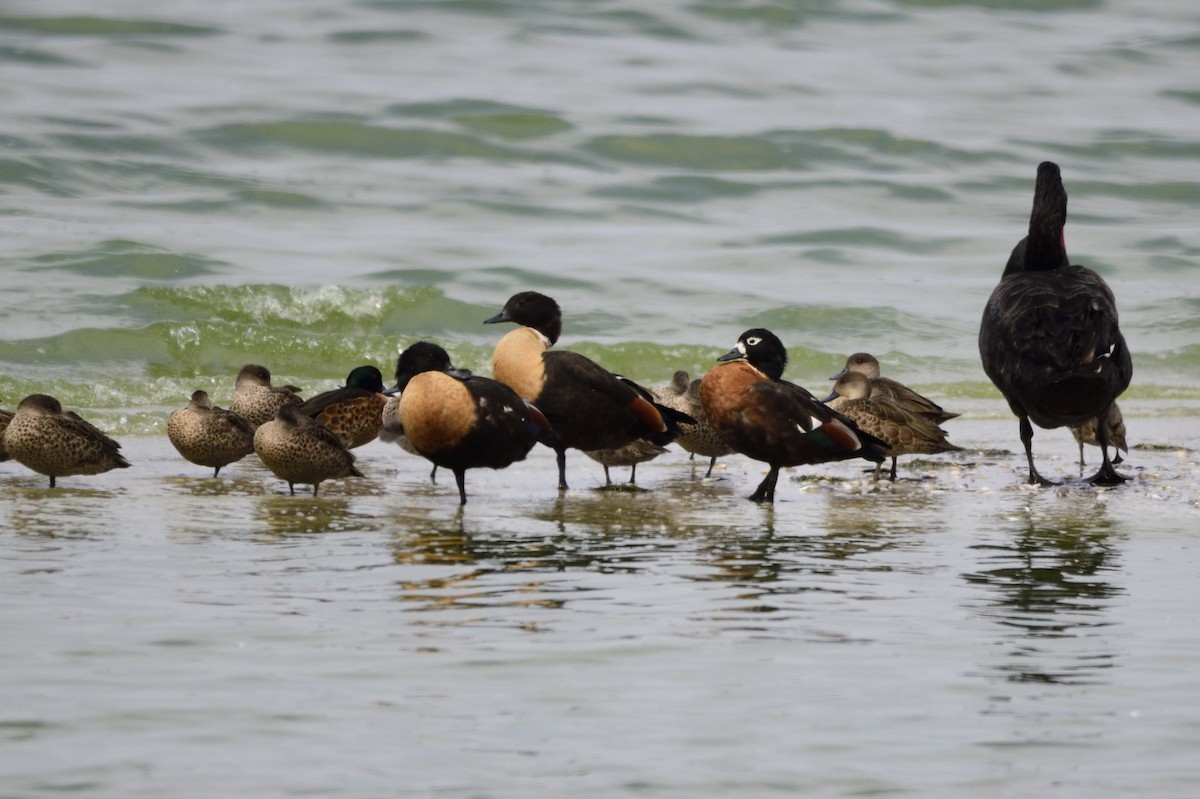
[297,365,388,449]
[0,407,13,462]
[1070,402,1128,468]
[2,394,130,487]
[979,161,1132,486]
[167,390,256,477]
[649,370,732,477]
[831,353,958,424]
[253,404,362,496]
[583,439,669,486]
[229,364,304,428]
[823,371,961,481]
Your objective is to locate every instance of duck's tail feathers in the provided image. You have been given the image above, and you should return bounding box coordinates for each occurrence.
[813,417,889,463]
[522,399,561,449]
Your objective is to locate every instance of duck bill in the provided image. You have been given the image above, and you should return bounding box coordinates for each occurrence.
[483,310,511,325]
[820,389,838,403]
[716,347,745,362]
[829,367,848,380]
[447,366,474,380]
[382,383,401,396]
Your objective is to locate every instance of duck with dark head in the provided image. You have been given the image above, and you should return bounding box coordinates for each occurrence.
[389,341,557,505]
[483,291,692,491]
[700,329,888,503]
[297,364,389,449]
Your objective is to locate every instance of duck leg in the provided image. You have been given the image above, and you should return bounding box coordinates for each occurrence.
[1020,416,1056,486]
[555,446,569,491]
[749,465,780,503]
[453,468,468,505]
[1085,406,1130,486]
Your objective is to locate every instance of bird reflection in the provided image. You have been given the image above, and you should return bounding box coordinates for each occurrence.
[963,503,1123,685]
[253,495,363,537]
[692,485,948,589]
[5,483,127,539]
[387,489,716,619]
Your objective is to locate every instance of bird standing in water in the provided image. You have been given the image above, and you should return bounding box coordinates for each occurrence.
[3,394,130,488]
[823,371,961,481]
[167,389,256,477]
[979,161,1131,486]
[229,364,303,428]
[831,352,959,425]
[297,365,389,449]
[700,328,887,503]
[253,404,362,496]
[484,291,689,491]
[649,370,732,478]
[390,341,556,505]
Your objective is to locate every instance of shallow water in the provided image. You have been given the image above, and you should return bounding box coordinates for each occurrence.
[2,0,1199,796]
[3,416,1199,797]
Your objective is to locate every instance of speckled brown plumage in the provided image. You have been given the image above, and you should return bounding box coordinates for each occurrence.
[832,353,958,424]
[979,162,1132,486]
[253,404,362,496]
[229,364,304,428]
[167,390,256,477]
[583,439,669,486]
[297,365,388,449]
[0,408,12,462]
[3,394,130,488]
[649,370,732,477]
[1070,402,1128,468]
[824,372,961,481]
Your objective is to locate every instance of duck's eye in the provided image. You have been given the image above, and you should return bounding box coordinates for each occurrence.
[746,336,762,346]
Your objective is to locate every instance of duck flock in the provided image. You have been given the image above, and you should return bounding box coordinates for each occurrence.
[0,162,1132,504]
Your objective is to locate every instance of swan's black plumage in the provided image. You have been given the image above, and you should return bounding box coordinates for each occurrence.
[979,162,1132,485]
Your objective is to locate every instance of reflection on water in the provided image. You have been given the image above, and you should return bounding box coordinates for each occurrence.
[3,483,131,539]
[162,474,264,497]
[691,483,949,584]
[384,478,957,635]
[964,498,1124,685]
[253,495,377,538]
